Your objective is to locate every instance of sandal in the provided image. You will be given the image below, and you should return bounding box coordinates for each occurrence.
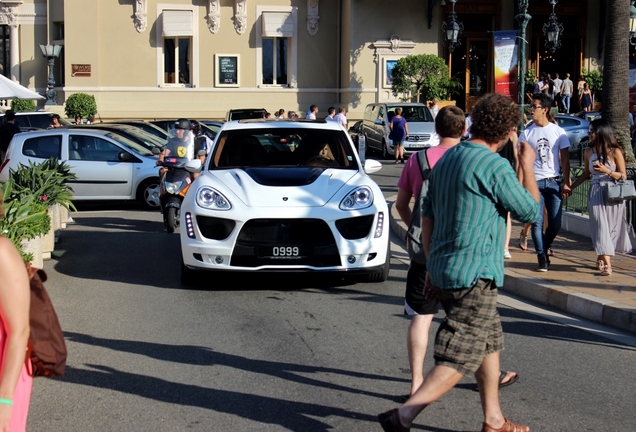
[597,260,605,272]
[518,231,528,251]
[600,265,612,276]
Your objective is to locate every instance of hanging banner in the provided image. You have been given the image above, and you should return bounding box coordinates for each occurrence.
[493,31,518,102]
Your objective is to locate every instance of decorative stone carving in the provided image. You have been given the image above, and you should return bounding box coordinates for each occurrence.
[371,35,416,63]
[134,0,147,33]
[307,0,319,36]
[0,5,17,26]
[206,0,221,33]
[233,0,247,35]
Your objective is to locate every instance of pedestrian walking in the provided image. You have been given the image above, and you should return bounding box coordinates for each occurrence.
[580,83,592,112]
[561,73,573,114]
[390,108,408,163]
[378,93,539,432]
[569,119,632,275]
[519,93,571,271]
[0,204,33,432]
[553,73,563,111]
[333,106,348,129]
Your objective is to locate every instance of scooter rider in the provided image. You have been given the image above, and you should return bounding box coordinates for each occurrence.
[157,119,207,177]
[190,120,212,158]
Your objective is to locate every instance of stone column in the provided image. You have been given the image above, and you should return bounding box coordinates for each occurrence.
[9,22,19,81]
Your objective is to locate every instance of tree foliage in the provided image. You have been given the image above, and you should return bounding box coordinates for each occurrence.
[64,93,97,122]
[582,68,603,103]
[391,54,453,102]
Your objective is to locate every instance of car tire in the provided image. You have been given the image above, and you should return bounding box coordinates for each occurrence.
[166,207,178,233]
[365,241,391,283]
[137,178,161,209]
[180,260,199,286]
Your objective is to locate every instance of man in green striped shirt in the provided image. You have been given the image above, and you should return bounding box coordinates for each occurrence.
[378,93,540,432]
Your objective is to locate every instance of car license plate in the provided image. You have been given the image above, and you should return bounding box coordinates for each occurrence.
[409,144,426,149]
[258,245,308,259]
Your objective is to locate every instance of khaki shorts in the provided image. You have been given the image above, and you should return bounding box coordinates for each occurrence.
[433,279,504,376]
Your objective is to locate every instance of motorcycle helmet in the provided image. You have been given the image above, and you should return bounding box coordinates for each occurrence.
[174,118,191,130]
[190,120,201,135]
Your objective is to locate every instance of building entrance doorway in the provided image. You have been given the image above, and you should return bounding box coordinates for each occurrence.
[449,38,491,112]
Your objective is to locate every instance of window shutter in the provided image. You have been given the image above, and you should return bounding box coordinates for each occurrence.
[162,10,193,37]
[261,12,293,37]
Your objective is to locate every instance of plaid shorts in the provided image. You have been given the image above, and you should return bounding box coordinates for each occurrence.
[433,279,504,376]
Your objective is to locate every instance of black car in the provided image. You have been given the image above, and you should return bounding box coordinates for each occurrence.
[110,120,170,140]
[69,124,166,152]
[150,119,217,140]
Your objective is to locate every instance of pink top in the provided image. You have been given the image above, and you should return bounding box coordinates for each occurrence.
[397,146,454,195]
[0,321,32,431]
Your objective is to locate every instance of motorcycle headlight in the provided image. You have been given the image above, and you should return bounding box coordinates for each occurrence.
[340,186,373,210]
[165,181,183,194]
[196,186,231,210]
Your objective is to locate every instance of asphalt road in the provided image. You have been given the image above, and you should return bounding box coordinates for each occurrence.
[27,158,636,431]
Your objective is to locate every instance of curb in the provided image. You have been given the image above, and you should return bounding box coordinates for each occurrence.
[388,201,636,335]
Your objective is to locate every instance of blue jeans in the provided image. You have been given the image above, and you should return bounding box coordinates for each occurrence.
[531,179,562,255]
[562,94,571,113]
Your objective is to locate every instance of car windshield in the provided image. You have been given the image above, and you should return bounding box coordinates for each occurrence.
[388,105,434,122]
[117,126,166,148]
[105,132,155,156]
[210,128,358,170]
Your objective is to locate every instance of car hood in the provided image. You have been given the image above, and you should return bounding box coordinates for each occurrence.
[405,122,436,134]
[206,167,359,207]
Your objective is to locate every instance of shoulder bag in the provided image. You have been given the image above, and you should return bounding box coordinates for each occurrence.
[606,178,636,202]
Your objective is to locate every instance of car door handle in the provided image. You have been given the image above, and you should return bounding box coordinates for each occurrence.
[572,130,580,133]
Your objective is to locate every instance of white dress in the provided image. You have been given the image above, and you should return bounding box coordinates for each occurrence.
[587,153,633,256]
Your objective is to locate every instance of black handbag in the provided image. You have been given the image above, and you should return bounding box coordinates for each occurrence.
[606,179,636,202]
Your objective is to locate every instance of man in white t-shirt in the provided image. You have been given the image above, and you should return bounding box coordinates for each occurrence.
[519,93,571,272]
[333,106,348,129]
[305,104,318,119]
[553,73,563,111]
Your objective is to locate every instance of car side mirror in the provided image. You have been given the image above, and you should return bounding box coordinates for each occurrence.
[363,159,382,174]
[185,159,202,173]
[118,151,133,161]
[151,147,161,155]
[196,149,207,157]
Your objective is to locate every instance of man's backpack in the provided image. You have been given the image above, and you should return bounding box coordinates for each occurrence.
[26,264,67,377]
[406,149,431,264]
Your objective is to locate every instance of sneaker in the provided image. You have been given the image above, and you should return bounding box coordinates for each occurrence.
[537,253,549,272]
[504,250,512,259]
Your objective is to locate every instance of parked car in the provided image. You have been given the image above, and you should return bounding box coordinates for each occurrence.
[69,123,166,152]
[225,108,267,121]
[150,119,216,140]
[0,129,161,208]
[110,120,171,140]
[348,120,364,152]
[555,114,590,153]
[0,111,72,130]
[361,103,439,159]
[179,119,390,284]
[199,120,224,136]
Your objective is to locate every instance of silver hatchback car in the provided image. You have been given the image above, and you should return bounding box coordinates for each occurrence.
[555,114,590,153]
[0,129,161,208]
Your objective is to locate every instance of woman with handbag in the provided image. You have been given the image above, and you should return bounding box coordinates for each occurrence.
[0,204,33,431]
[570,119,633,275]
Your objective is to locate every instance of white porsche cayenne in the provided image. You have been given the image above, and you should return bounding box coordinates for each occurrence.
[179,119,390,284]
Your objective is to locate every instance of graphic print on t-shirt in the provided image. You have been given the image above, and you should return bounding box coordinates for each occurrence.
[177,145,187,158]
[536,137,553,171]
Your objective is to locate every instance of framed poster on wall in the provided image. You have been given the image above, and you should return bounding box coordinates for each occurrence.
[384,59,398,88]
[215,54,240,87]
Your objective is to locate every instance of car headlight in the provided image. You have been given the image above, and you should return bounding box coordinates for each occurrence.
[164,181,183,194]
[340,186,373,210]
[196,186,232,210]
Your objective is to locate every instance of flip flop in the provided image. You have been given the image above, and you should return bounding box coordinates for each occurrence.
[519,231,528,251]
[499,371,519,388]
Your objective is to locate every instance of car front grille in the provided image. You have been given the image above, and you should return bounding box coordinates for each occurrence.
[231,218,341,267]
[406,134,432,142]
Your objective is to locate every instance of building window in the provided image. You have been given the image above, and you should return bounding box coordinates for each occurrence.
[0,25,9,78]
[164,37,191,84]
[257,7,297,88]
[262,38,288,85]
[158,7,197,87]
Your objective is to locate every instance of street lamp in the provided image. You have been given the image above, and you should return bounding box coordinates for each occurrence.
[516,0,532,131]
[630,0,636,46]
[543,0,564,54]
[39,44,62,105]
[441,0,464,53]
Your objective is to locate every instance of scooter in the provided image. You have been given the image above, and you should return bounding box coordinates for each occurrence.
[159,157,192,233]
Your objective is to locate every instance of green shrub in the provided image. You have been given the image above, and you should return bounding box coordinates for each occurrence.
[64,92,97,123]
[11,99,36,112]
[582,68,603,103]
[391,54,456,102]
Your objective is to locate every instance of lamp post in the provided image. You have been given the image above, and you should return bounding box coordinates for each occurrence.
[39,44,62,105]
[441,0,464,53]
[630,0,636,46]
[516,0,531,131]
[543,0,564,54]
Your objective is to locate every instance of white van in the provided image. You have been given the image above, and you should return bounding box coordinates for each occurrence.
[361,103,439,159]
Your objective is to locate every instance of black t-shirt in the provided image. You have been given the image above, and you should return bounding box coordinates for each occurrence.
[0,121,21,152]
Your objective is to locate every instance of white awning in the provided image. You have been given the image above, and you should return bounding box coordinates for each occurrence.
[261,12,293,37]
[162,10,193,37]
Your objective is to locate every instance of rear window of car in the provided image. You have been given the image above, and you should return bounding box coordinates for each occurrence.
[557,118,579,128]
[21,135,62,159]
[211,128,358,170]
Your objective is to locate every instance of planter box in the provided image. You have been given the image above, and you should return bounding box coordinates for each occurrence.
[21,236,43,269]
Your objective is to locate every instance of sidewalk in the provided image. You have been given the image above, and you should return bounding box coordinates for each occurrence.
[388,199,636,335]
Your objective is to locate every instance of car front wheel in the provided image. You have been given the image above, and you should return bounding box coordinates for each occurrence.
[137,178,161,209]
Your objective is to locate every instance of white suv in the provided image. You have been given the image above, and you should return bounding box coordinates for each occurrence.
[0,129,161,208]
